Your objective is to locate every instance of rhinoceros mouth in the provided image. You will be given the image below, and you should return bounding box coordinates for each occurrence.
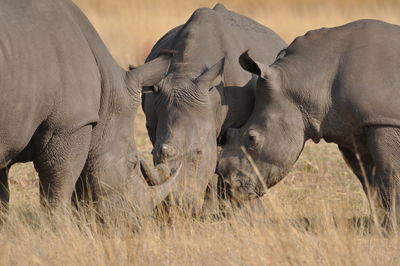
[141,158,183,186]
[167,161,183,180]
[221,170,267,201]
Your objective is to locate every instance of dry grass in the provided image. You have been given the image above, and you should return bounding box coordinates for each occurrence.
[3,0,400,265]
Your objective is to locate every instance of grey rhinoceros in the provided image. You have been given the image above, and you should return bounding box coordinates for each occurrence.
[141,4,286,212]
[0,0,180,214]
[219,19,400,228]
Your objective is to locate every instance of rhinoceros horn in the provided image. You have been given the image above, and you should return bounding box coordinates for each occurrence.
[133,159,182,214]
[140,158,172,185]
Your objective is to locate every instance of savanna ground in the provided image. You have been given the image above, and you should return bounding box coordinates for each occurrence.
[2,0,400,265]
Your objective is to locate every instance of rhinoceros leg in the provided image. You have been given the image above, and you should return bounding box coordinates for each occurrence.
[202,174,221,217]
[365,126,400,231]
[0,167,9,211]
[33,125,92,211]
[339,145,374,194]
[72,165,98,209]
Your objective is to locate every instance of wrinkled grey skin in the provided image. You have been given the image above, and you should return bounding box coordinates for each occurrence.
[142,4,286,212]
[219,19,400,228]
[0,0,180,214]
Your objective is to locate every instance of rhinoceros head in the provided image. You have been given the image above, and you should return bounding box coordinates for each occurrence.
[85,56,184,214]
[142,56,225,213]
[218,51,306,200]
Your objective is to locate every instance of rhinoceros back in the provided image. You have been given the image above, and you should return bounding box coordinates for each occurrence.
[277,19,400,135]
[333,20,400,129]
[213,4,286,65]
[0,0,102,166]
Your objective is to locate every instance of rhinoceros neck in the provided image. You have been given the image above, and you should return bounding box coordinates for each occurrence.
[171,8,237,66]
[274,51,342,142]
[217,79,256,141]
[275,25,354,142]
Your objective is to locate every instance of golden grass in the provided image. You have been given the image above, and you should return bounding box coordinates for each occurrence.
[75,0,400,66]
[3,0,400,265]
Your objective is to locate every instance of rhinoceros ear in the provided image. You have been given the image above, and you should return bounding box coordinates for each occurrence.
[239,50,270,79]
[195,57,225,91]
[127,55,171,91]
[213,3,227,11]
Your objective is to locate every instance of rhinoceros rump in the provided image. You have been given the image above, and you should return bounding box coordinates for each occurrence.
[0,0,180,214]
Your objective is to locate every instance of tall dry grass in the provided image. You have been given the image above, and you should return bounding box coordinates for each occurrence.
[3,0,400,265]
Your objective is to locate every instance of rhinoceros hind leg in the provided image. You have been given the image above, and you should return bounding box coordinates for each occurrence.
[72,167,100,210]
[33,125,92,211]
[0,167,9,212]
[366,126,400,231]
[339,145,374,194]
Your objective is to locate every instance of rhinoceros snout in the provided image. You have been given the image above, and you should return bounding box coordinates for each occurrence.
[225,172,266,201]
[155,144,178,163]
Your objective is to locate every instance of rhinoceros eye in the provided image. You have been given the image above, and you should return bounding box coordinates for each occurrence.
[248,130,258,142]
[247,130,260,150]
[248,134,256,143]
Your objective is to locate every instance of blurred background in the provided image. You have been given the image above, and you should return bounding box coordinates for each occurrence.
[75,0,400,67]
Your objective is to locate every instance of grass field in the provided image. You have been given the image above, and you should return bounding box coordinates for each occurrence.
[3,0,400,265]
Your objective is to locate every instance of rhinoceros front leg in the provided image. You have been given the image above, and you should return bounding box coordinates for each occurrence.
[33,125,92,211]
[366,126,400,231]
[202,174,221,217]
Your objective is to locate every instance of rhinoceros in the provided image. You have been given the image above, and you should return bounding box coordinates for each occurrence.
[141,4,286,212]
[0,0,180,214]
[219,19,400,228]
